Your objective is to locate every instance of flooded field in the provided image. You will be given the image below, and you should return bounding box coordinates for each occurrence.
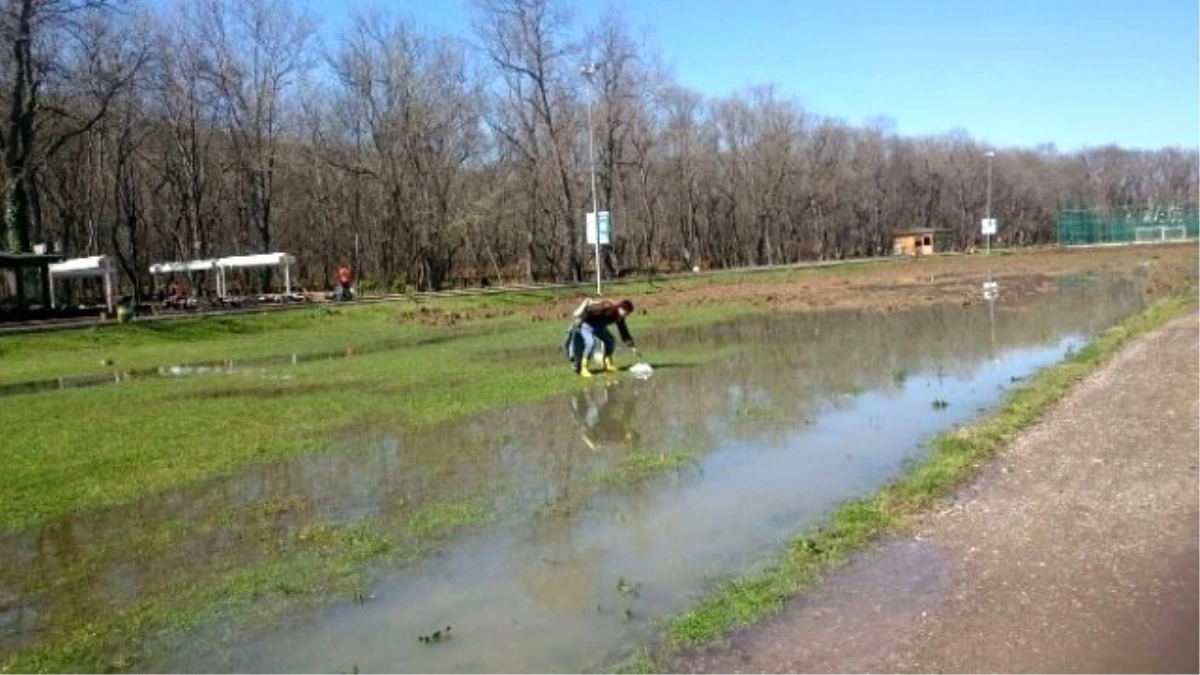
[0,274,1154,672]
[0,331,491,398]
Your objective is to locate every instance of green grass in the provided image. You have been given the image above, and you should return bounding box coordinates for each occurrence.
[0,297,755,672]
[0,259,895,385]
[613,291,1198,671]
[0,304,502,384]
[0,439,706,672]
[2,497,491,673]
[0,302,746,534]
[598,450,698,488]
[2,252,1191,673]
[531,447,700,520]
[0,382,711,673]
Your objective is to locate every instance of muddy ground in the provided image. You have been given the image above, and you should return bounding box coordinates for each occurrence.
[675,311,1199,673]
[408,245,1198,326]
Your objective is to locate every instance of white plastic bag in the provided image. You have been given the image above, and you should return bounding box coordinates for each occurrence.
[629,362,654,379]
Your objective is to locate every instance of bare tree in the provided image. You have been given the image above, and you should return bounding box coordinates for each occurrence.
[0,0,145,252]
[473,0,584,282]
[326,11,482,291]
[4,0,1196,298]
[193,0,314,291]
[142,0,226,269]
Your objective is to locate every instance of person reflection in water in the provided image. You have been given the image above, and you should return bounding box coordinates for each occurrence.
[569,379,640,450]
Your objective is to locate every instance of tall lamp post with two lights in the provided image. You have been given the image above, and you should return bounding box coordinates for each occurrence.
[580,61,603,295]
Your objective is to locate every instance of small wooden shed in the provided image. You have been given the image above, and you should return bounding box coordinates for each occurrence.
[892,228,955,256]
[0,251,60,313]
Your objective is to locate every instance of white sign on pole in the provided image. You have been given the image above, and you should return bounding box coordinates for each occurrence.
[981,218,997,236]
[586,211,611,245]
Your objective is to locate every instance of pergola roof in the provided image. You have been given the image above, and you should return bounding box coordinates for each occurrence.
[48,255,118,279]
[149,259,219,274]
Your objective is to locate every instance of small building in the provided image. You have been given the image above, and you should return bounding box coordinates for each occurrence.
[892,228,955,257]
[49,255,121,315]
[0,251,61,315]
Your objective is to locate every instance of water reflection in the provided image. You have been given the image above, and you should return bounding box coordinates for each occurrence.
[569,380,643,450]
[0,275,1149,671]
[212,328,1083,674]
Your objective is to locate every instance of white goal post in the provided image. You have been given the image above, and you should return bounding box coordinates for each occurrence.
[1134,226,1162,242]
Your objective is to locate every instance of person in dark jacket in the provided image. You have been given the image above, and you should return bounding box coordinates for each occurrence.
[571,298,636,377]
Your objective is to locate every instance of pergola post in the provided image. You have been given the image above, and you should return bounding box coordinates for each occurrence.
[40,263,51,310]
[103,268,115,315]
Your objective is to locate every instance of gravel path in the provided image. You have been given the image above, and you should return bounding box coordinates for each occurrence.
[679,313,1199,674]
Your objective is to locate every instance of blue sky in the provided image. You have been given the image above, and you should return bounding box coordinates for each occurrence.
[304,0,1199,152]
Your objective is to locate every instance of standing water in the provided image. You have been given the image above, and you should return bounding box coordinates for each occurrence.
[178,276,1145,673]
[0,275,1147,673]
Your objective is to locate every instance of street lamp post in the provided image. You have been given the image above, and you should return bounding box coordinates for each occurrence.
[982,150,998,299]
[581,62,601,295]
[985,150,994,258]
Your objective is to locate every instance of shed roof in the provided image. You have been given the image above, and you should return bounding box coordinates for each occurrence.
[0,251,61,268]
[892,228,954,237]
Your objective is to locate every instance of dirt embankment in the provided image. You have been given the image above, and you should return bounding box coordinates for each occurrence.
[402,245,1199,326]
[678,312,1200,674]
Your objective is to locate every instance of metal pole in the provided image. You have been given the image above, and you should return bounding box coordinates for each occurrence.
[104,268,114,315]
[583,63,601,296]
[988,295,996,360]
[985,150,994,284]
[986,151,993,258]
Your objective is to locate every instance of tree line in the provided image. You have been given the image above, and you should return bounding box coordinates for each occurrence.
[2,0,1196,298]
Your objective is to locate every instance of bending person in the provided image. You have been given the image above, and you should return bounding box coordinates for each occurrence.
[573,298,636,378]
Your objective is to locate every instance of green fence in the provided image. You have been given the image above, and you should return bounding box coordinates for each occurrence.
[1057,205,1199,246]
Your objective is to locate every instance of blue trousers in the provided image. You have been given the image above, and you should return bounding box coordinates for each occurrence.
[579,322,616,364]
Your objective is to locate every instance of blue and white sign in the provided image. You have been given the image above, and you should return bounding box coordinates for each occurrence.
[586,211,611,245]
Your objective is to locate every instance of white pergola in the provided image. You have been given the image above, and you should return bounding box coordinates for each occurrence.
[148,259,219,275]
[146,253,296,298]
[49,255,120,314]
[148,258,219,296]
[215,252,296,297]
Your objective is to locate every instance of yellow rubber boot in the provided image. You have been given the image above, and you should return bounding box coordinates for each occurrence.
[579,361,593,377]
[604,356,617,372]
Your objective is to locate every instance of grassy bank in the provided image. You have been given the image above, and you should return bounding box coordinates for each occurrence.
[3,497,490,673]
[0,257,899,385]
[616,291,1198,672]
[0,370,716,672]
[0,301,738,534]
[0,304,735,672]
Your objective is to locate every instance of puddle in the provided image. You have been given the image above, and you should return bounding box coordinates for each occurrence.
[201,342,1092,673]
[0,276,1149,671]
